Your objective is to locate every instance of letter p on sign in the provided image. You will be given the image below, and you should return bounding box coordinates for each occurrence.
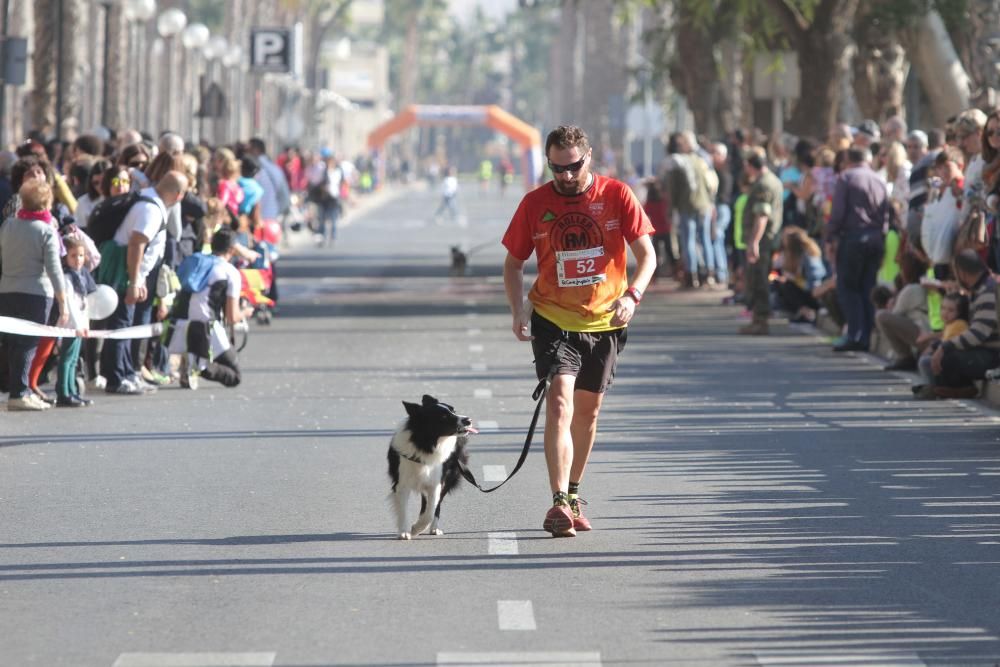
[250,28,291,73]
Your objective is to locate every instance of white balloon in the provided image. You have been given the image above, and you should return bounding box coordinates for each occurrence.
[87,285,119,321]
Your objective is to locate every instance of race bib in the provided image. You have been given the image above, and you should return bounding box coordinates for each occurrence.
[555,246,608,287]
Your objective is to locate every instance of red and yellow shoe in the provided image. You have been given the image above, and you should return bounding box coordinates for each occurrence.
[543,503,576,537]
[569,496,591,531]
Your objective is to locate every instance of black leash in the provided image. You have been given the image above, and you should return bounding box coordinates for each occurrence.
[460,335,567,493]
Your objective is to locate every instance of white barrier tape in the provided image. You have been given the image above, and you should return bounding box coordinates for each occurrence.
[0,316,162,340]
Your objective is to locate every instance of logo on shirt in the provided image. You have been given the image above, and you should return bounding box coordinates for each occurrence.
[605,219,620,231]
[542,210,557,223]
[552,212,603,251]
[589,203,605,215]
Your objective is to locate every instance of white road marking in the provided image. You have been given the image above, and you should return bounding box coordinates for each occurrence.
[464,299,478,307]
[465,312,479,319]
[488,532,518,555]
[754,651,926,666]
[477,420,499,432]
[467,328,482,336]
[438,652,601,666]
[497,600,536,630]
[483,465,507,481]
[471,363,488,372]
[469,344,484,353]
[113,654,276,667]
[474,388,493,399]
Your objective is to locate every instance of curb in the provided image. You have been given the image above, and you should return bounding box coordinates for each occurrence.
[811,311,1000,410]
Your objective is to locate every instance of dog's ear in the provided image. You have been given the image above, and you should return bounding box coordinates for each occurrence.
[421,394,437,406]
[403,401,422,417]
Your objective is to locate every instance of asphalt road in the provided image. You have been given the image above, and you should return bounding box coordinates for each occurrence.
[2,180,1000,667]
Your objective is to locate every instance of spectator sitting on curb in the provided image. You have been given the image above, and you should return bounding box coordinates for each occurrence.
[915,292,969,390]
[874,250,930,371]
[913,249,999,400]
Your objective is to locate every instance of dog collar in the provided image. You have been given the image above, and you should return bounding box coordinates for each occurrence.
[391,445,424,464]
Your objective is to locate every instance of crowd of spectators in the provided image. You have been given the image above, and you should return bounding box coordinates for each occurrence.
[644,109,1000,401]
[0,127,369,411]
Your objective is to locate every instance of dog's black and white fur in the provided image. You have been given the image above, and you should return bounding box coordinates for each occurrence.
[387,395,474,540]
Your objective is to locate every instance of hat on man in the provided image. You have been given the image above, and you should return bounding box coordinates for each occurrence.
[853,119,881,141]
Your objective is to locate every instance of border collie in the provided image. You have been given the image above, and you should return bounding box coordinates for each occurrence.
[387,395,476,540]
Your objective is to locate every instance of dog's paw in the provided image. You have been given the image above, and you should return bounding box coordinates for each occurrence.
[398,532,412,540]
[430,528,443,536]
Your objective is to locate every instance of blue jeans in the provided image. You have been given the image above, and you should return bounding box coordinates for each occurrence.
[713,204,731,283]
[435,194,458,221]
[679,209,713,277]
[99,291,136,389]
[319,202,341,246]
[836,234,883,347]
[0,292,51,399]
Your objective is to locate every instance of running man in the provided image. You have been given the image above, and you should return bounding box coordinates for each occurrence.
[502,125,656,537]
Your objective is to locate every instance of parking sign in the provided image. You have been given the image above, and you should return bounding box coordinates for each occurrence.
[250,28,291,73]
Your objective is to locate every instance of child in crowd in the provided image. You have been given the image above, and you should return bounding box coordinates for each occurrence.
[870,285,894,311]
[56,235,95,407]
[773,226,827,323]
[914,292,970,392]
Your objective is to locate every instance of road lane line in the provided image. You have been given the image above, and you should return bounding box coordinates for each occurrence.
[754,651,926,666]
[488,532,518,555]
[474,388,493,399]
[477,420,499,432]
[469,344,484,353]
[467,328,482,336]
[483,465,507,481]
[471,362,488,372]
[113,654,276,667]
[497,600,536,630]
[438,652,601,666]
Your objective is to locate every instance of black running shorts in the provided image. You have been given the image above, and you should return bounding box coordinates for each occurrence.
[530,311,627,394]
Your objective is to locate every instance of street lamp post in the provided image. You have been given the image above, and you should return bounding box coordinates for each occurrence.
[202,35,228,144]
[223,45,243,142]
[125,0,156,131]
[181,23,209,141]
[156,7,186,133]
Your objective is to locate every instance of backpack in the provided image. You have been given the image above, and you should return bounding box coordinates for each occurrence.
[87,191,158,246]
[176,252,221,293]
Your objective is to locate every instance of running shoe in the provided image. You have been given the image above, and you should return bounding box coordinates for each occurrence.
[569,497,591,531]
[543,503,576,538]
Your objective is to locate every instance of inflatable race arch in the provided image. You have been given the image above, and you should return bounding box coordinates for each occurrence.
[367,104,543,191]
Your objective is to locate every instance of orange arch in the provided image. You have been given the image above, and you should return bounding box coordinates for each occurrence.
[367,104,542,189]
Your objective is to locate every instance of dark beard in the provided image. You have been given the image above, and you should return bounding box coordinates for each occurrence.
[552,171,590,195]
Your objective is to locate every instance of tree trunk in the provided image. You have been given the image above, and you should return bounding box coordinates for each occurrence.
[778,0,859,139]
[899,11,970,127]
[104,4,127,132]
[852,12,907,123]
[670,3,719,137]
[29,0,57,135]
[941,0,1000,110]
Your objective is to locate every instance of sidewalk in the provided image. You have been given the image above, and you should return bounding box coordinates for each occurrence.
[810,309,1000,409]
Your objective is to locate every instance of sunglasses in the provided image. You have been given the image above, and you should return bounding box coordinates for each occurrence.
[548,156,586,174]
[129,161,147,168]
[987,129,1000,137]
[111,177,130,187]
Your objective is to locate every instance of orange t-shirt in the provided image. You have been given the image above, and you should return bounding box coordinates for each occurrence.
[502,174,654,332]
